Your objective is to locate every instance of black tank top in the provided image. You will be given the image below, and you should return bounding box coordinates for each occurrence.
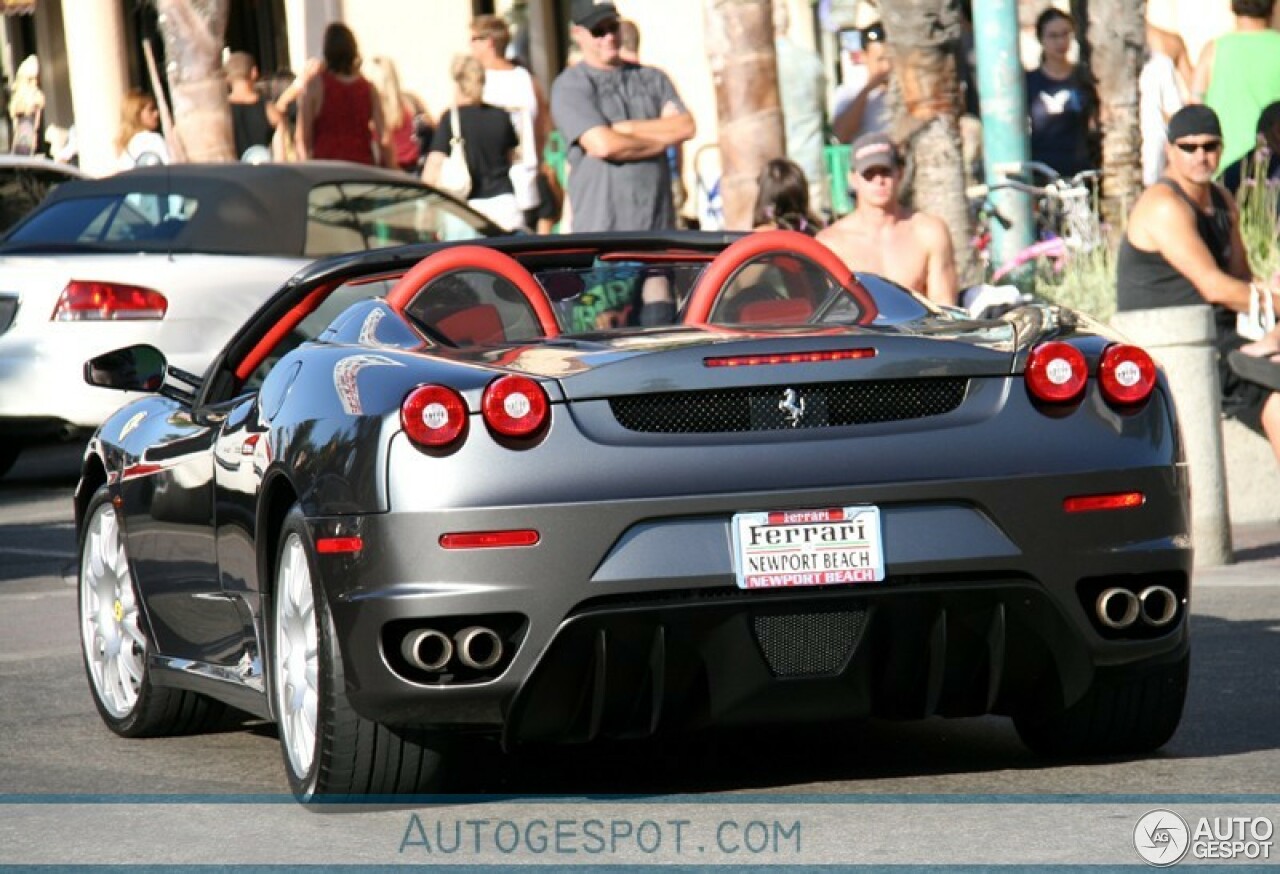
[1116,179,1233,313]
[1116,179,1242,363]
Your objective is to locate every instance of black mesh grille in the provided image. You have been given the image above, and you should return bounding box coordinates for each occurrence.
[609,379,968,433]
[752,609,867,677]
[0,295,16,336]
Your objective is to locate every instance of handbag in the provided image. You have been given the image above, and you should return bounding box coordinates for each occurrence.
[1238,283,1276,341]
[509,162,540,211]
[436,104,472,201]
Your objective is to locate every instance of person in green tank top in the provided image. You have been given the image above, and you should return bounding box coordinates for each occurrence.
[1191,0,1280,170]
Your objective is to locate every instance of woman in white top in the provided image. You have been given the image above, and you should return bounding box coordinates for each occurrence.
[469,14,550,219]
[116,90,170,170]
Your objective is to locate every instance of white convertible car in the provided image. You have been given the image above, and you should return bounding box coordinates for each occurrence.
[0,161,503,476]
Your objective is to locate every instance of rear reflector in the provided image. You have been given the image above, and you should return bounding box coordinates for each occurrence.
[316,536,364,554]
[1063,492,1145,513]
[440,529,540,549]
[704,349,876,367]
[52,280,168,321]
[1026,341,1087,403]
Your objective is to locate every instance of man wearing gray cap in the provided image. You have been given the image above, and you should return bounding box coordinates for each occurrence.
[1117,104,1280,463]
[816,131,958,305]
[550,0,695,232]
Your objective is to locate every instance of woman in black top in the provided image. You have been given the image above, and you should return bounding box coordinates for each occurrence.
[1025,9,1097,178]
[424,55,520,230]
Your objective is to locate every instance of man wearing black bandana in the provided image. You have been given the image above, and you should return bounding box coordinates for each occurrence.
[1117,104,1280,464]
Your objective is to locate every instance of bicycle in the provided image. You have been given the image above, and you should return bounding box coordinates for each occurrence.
[969,163,1104,283]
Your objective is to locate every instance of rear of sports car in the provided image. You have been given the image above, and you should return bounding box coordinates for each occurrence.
[315,318,1190,760]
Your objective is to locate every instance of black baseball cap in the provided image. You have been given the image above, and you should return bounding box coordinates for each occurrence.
[572,0,619,29]
[1167,105,1222,142]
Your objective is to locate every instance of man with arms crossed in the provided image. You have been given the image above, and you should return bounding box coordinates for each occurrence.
[551,0,695,327]
[550,0,695,232]
[1117,104,1280,463]
[817,132,958,306]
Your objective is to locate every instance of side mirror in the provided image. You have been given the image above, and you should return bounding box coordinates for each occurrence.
[84,344,167,393]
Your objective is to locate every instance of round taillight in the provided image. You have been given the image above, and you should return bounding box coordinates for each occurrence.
[1026,341,1087,403]
[1099,343,1156,406]
[482,375,549,438]
[402,385,468,448]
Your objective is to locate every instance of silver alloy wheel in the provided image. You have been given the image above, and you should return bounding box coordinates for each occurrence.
[80,502,145,718]
[274,532,318,779]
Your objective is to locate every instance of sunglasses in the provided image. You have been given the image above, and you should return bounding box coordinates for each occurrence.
[589,18,621,38]
[1174,139,1222,155]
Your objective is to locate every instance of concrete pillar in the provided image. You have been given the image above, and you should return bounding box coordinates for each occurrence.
[1112,305,1233,567]
[61,0,127,177]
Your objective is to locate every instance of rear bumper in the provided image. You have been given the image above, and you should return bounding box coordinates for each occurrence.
[501,582,1191,746]
[313,462,1191,737]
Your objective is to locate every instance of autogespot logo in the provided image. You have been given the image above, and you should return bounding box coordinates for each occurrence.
[1135,809,1191,866]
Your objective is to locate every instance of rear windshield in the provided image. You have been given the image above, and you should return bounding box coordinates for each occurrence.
[7,193,199,248]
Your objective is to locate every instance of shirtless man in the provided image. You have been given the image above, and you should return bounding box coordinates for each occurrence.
[817,132,958,306]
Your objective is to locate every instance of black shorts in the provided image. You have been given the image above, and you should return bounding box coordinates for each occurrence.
[1218,334,1271,434]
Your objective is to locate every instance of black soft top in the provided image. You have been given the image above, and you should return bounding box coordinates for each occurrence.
[29,161,456,257]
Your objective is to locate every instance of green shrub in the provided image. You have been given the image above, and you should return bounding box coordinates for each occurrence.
[1235,154,1280,283]
[1035,242,1116,322]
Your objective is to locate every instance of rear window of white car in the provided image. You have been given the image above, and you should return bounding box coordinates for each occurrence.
[7,193,198,246]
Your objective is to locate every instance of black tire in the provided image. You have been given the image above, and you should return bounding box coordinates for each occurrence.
[270,505,446,800]
[0,443,20,478]
[1014,651,1189,757]
[77,485,226,737]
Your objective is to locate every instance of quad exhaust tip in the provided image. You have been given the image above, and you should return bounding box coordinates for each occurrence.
[1095,585,1179,630]
[455,626,504,670]
[400,626,504,672]
[1138,585,1179,627]
[402,629,453,672]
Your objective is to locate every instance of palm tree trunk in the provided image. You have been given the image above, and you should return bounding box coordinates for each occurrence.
[154,0,234,162]
[1085,0,1145,231]
[879,0,975,284]
[704,0,785,230]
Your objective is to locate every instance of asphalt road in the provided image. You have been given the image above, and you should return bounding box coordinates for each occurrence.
[1,444,1277,865]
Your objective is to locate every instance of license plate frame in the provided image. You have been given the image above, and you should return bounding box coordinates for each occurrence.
[730,506,885,589]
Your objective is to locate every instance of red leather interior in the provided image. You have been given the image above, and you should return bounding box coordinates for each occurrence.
[737,297,814,324]
[436,304,506,345]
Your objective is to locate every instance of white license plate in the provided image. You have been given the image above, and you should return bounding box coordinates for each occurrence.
[731,506,885,589]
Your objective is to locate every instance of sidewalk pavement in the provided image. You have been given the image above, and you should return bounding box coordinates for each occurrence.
[1197,522,1280,586]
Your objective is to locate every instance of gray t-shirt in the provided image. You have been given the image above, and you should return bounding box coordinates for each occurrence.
[551,62,684,232]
